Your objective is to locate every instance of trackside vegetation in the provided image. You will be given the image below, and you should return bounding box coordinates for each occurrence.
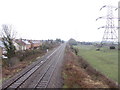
[74,45,118,82]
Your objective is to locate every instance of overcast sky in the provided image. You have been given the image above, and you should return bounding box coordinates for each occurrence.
[0,0,119,41]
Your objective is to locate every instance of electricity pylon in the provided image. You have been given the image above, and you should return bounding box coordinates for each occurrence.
[96,5,119,47]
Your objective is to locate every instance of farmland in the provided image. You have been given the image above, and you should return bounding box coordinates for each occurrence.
[74,45,118,82]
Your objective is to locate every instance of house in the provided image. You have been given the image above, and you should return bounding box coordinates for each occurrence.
[0,40,6,57]
[13,40,21,51]
[29,40,42,49]
[22,39,31,50]
[14,39,26,51]
[14,39,31,51]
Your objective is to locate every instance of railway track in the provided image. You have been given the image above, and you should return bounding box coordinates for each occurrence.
[2,43,66,89]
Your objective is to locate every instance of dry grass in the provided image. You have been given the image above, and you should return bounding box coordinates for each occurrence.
[62,46,109,88]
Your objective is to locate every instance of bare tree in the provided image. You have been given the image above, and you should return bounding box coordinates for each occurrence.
[1,24,16,66]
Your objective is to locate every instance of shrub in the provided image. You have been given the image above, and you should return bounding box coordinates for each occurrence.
[15,49,42,61]
[109,46,115,49]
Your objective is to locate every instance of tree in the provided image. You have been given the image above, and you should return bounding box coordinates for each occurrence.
[1,24,16,66]
[69,38,77,45]
[56,38,62,43]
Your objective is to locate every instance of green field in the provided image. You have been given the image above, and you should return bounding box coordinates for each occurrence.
[74,45,118,82]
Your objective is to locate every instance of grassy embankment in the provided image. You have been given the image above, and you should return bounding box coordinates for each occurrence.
[62,46,109,88]
[74,45,118,82]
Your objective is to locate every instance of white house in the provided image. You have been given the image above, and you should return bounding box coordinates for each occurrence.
[14,39,32,51]
[13,40,21,51]
[0,40,7,58]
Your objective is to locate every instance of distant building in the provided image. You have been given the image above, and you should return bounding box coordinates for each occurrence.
[22,39,31,50]
[14,39,31,51]
[0,40,5,55]
[29,40,42,49]
[13,40,21,51]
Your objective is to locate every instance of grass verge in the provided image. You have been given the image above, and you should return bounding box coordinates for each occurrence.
[74,45,118,82]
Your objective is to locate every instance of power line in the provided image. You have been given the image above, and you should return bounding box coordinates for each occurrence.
[96,5,119,46]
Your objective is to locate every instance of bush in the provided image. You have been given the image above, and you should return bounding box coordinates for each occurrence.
[2,59,8,67]
[15,49,42,61]
[15,43,58,62]
[109,46,115,49]
[70,45,79,55]
[96,48,100,51]
[40,43,56,51]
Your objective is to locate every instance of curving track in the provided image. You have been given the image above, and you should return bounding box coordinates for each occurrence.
[2,43,66,89]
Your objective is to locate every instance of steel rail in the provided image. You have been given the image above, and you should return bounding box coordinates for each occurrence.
[2,45,62,89]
